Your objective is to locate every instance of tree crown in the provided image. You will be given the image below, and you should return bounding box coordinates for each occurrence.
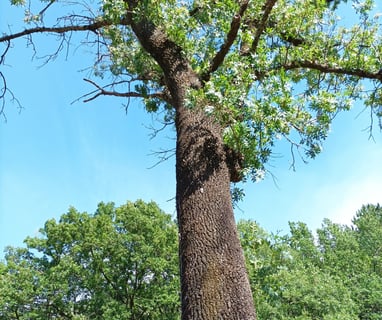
[1,0,381,182]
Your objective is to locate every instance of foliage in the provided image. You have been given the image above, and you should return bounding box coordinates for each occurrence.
[0,200,180,319]
[238,203,382,319]
[103,0,382,179]
[1,0,381,182]
[1,203,382,319]
[305,204,382,319]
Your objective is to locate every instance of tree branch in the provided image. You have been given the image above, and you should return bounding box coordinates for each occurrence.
[1,40,22,119]
[89,247,128,305]
[38,0,55,17]
[0,71,6,119]
[251,0,278,53]
[201,0,249,82]
[147,147,176,169]
[0,20,109,43]
[81,78,165,103]
[0,41,9,117]
[283,60,382,82]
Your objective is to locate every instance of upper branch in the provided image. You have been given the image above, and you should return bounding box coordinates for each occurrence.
[283,60,382,82]
[38,0,56,17]
[0,18,113,116]
[251,0,278,53]
[0,20,110,43]
[201,0,249,83]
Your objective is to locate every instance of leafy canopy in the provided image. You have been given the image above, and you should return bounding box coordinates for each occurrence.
[3,0,382,181]
[100,0,382,179]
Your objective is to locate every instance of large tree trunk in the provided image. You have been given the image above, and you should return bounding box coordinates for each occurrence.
[130,18,256,320]
[175,103,256,320]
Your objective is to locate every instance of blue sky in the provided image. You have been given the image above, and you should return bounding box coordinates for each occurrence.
[1,1,381,256]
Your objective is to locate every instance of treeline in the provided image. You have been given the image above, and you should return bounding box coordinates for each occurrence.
[240,203,382,319]
[1,201,381,319]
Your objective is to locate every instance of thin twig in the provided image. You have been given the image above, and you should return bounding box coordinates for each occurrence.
[0,40,10,64]
[147,148,176,169]
[81,78,165,102]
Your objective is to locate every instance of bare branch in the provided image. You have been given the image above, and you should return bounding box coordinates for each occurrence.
[251,0,278,53]
[34,31,70,66]
[0,71,7,119]
[0,41,10,117]
[1,40,22,119]
[0,20,109,43]
[280,133,309,171]
[81,78,165,103]
[201,0,249,83]
[0,40,10,65]
[147,147,176,169]
[0,41,10,110]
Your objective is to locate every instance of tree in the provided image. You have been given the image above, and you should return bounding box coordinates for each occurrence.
[0,200,180,319]
[2,204,382,319]
[353,204,382,274]
[0,247,46,319]
[352,204,382,319]
[1,0,382,318]
[237,220,358,319]
[317,204,382,319]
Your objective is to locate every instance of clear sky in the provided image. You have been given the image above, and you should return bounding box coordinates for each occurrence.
[1,1,381,257]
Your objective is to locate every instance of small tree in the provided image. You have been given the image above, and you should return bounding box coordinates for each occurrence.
[1,0,381,318]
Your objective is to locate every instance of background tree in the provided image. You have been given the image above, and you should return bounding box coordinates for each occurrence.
[238,205,382,319]
[1,0,382,318]
[2,203,382,319]
[0,200,180,319]
[317,204,382,319]
[237,220,357,319]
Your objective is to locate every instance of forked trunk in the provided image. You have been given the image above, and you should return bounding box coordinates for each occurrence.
[176,102,256,320]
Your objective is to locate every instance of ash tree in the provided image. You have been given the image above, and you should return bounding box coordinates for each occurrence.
[1,0,382,318]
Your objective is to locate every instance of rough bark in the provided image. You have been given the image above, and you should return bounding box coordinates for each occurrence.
[176,104,256,320]
[130,17,256,320]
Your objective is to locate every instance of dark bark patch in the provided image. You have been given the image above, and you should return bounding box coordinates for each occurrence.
[224,145,244,183]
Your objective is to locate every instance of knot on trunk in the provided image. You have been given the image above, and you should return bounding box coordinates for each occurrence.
[224,145,244,183]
